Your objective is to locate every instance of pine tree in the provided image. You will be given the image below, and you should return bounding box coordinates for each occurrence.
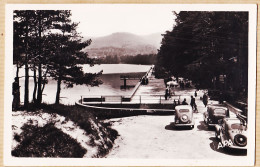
[13,10,36,109]
[34,10,61,105]
[46,11,102,104]
[157,11,248,90]
[14,10,103,106]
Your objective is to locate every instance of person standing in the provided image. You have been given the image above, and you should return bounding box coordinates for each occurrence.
[203,93,208,107]
[164,78,168,87]
[145,77,149,85]
[194,91,197,97]
[190,96,197,112]
[12,77,20,110]
[190,96,195,108]
[182,98,188,105]
[219,92,224,104]
[165,87,169,100]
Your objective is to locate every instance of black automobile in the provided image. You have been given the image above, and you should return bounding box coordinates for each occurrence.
[203,104,229,127]
[215,115,247,149]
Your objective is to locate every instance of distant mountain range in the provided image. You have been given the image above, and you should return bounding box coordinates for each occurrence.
[82,32,163,58]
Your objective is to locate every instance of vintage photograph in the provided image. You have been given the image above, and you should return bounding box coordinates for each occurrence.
[4,4,256,166]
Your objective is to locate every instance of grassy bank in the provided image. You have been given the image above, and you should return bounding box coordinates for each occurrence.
[12,104,118,158]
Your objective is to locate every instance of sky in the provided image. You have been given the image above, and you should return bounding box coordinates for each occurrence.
[10,4,254,38]
[70,4,177,37]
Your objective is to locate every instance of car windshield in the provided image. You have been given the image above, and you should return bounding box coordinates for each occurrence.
[231,123,246,130]
[179,109,190,113]
[213,108,226,115]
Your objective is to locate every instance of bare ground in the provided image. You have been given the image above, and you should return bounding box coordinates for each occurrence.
[105,75,247,159]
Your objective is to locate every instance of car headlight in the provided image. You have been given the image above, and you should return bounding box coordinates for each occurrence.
[180,114,189,123]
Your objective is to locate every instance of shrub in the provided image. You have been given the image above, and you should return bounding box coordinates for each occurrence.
[22,103,119,157]
[12,124,86,157]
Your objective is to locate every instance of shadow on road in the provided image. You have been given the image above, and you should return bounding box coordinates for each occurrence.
[165,122,193,131]
[209,137,247,156]
[197,121,215,131]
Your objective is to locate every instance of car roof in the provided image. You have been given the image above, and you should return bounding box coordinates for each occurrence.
[224,118,241,124]
[223,118,246,129]
[208,104,228,110]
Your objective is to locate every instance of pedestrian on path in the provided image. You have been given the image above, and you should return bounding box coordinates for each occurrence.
[141,77,145,85]
[180,81,184,89]
[203,93,208,107]
[165,87,169,100]
[12,77,20,110]
[190,96,197,112]
[145,77,149,85]
[219,92,224,104]
[182,98,188,105]
[194,91,197,97]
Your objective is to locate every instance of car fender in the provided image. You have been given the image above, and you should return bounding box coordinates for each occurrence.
[228,130,247,147]
[203,112,208,123]
[215,125,221,133]
[227,131,236,143]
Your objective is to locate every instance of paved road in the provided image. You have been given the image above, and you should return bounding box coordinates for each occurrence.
[105,90,247,159]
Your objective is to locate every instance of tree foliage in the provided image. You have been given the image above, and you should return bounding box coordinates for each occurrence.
[13,10,102,106]
[45,11,102,104]
[156,11,248,91]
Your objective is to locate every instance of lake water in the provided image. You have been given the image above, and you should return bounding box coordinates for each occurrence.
[14,64,151,105]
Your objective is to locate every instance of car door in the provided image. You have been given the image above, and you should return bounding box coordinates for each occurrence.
[220,122,226,144]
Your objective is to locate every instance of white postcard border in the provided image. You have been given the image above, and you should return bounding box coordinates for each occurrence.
[4,4,257,166]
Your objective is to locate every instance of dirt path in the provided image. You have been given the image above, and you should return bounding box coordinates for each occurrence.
[106,109,246,159]
[105,89,246,159]
[105,73,246,159]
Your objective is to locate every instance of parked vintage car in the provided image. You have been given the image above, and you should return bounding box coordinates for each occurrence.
[203,104,229,127]
[174,105,194,129]
[215,115,247,149]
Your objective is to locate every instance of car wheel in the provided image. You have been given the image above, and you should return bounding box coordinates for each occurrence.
[234,134,247,147]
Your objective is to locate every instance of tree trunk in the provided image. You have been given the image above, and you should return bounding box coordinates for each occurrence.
[16,63,20,105]
[41,68,49,93]
[55,32,65,105]
[13,63,20,110]
[36,62,42,105]
[33,64,37,103]
[55,75,62,104]
[24,62,29,108]
[36,12,42,105]
[24,12,29,109]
